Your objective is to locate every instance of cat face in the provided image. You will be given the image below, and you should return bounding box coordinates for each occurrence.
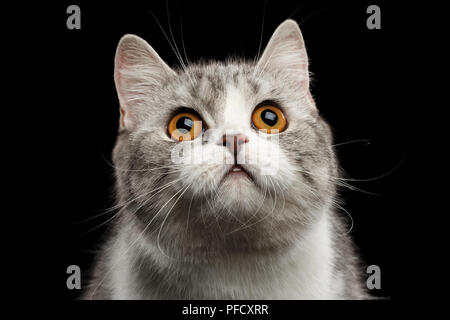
[112,20,337,246]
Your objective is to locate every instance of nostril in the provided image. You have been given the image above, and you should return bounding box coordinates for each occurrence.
[222,134,249,147]
[237,135,249,145]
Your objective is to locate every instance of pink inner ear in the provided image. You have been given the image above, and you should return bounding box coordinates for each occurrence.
[120,107,126,128]
[118,56,126,70]
[116,57,125,87]
[116,54,128,128]
[116,52,129,91]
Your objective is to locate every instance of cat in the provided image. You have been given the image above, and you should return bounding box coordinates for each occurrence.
[84,19,369,299]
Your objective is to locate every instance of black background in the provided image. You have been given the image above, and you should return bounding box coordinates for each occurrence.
[13,0,426,305]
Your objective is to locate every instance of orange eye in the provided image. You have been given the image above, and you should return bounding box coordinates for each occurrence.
[168,112,204,142]
[251,104,287,133]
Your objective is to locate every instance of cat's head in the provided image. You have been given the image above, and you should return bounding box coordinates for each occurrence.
[112,20,338,254]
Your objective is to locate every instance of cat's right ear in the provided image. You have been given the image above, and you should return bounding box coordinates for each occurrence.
[114,35,176,130]
[256,20,309,91]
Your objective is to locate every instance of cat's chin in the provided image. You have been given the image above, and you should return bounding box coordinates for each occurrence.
[215,167,264,211]
[220,172,254,190]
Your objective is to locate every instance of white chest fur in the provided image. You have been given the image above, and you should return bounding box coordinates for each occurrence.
[109,212,339,300]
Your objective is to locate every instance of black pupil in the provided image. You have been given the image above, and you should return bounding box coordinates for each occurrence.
[176,116,194,134]
[261,109,278,126]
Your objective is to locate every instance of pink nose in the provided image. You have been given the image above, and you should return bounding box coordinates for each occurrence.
[222,134,249,156]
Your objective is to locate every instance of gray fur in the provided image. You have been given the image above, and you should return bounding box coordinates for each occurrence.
[83,20,369,300]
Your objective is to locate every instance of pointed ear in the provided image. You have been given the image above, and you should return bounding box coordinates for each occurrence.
[114,34,176,130]
[256,20,309,90]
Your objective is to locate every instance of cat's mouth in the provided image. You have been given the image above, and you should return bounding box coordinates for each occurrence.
[221,164,255,184]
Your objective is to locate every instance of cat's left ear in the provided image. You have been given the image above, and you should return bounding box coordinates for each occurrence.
[114,34,176,130]
[257,19,309,90]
